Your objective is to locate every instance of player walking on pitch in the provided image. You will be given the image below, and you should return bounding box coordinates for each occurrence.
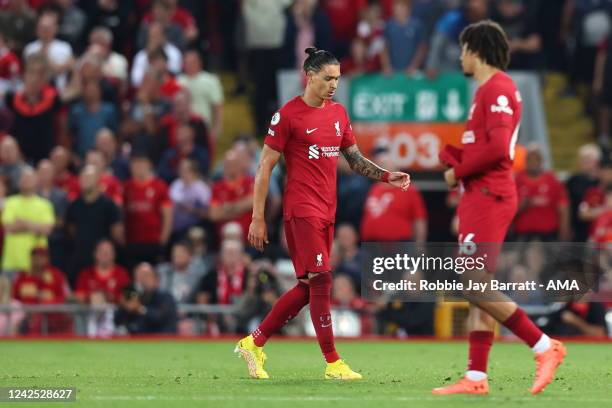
[434,20,566,395]
[235,47,410,380]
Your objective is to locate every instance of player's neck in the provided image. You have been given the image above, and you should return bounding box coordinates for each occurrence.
[474,65,500,87]
[301,91,326,108]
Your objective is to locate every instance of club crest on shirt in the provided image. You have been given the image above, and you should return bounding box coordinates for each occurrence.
[491,95,513,115]
[316,253,323,266]
[334,121,341,136]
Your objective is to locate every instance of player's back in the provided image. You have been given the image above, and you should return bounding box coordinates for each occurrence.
[462,71,521,199]
[264,96,356,222]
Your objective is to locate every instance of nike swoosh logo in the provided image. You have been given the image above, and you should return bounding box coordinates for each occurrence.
[306,128,318,134]
[321,322,332,328]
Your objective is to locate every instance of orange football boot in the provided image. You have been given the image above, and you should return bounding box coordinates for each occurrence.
[531,339,567,395]
[432,377,489,395]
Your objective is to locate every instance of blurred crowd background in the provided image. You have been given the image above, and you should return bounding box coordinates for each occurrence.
[0,0,610,338]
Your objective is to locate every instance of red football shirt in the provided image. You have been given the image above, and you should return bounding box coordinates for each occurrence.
[454,71,522,199]
[591,210,612,243]
[264,96,356,222]
[75,265,131,303]
[514,171,568,234]
[361,184,427,241]
[100,173,123,206]
[211,175,255,240]
[124,177,172,244]
[321,0,368,42]
[12,268,68,304]
[55,171,80,201]
[0,49,20,80]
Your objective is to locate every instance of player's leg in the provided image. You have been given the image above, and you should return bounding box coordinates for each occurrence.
[235,220,310,379]
[432,305,494,395]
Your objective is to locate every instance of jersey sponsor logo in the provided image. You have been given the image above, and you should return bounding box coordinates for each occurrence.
[462,130,475,144]
[334,121,341,136]
[308,144,340,159]
[306,128,318,134]
[316,253,323,267]
[308,144,320,159]
[491,95,513,115]
[271,112,281,125]
[267,128,275,136]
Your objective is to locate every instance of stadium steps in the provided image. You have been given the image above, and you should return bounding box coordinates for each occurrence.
[543,73,594,171]
[215,72,255,162]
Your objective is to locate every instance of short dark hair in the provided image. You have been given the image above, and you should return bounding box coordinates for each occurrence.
[303,47,339,73]
[459,20,510,70]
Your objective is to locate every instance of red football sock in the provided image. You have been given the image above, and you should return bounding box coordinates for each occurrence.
[252,281,309,347]
[308,272,340,363]
[467,331,494,373]
[502,308,543,347]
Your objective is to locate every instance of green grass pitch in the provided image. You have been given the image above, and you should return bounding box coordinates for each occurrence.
[0,340,610,407]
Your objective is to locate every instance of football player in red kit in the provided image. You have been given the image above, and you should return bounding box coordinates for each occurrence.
[434,21,566,395]
[235,47,410,380]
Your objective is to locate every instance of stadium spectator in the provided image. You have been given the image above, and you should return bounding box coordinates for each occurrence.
[0,136,29,195]
[589,184,612,243]
[137,0,186,51]
[23,12,74,89]
[425,0,489,76]
[36,159,69,269]
[177,50,224,141]
[197,239,247,306]
[169,158,210,240]
[68,80,119,159]
[81,0,132,54]
[157,89,212,163]
[209,149,254,243]
[336,155,371,230]
[51,0,87,50]
[594,33,612,147]
[281,0,333,71]
[95,128,130,181]
[361,146,428,243]
[114,262,178,334]
[241,0,291,136]
[65,165,123,286]
[334,224,363,287]
[332,273,371,335]
[131,22,182,87]
[157,124,209,184]
[381,0,428,74]
[341,38,382,76]
[0,0,36,54]
[157,241,206,303]
[235,259,281,334]
[4,53,63,163]
[543,300,608,337]
[124,154,172,269]
[320,0,368,58]
[85,150,124,206]
[514,145,570,241]
[1,169,54,277]
[75,239,130,304]
[0,31,21,94]
[50,146,79,201]
[86,26,129,87]
[578,164,612,237]
[491,0,542,70]
[566,144,602,241]
[141,0,199,44]
[355,1,385,64]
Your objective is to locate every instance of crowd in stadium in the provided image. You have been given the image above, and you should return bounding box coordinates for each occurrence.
[0,0,609,337]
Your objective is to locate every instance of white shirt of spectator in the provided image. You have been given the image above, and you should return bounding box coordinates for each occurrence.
[242,0,292,49]
[24,39,73,90]
[130,43,182,87]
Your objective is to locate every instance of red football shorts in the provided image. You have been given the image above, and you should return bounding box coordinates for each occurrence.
[284,217,334,278]
[457,190,517,272]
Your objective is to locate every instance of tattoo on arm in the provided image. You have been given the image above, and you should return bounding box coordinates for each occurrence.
[342,144,387,181]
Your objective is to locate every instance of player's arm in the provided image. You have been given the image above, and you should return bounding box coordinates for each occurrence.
[451,126,512,180]
[249,145,281,251]
[342,144,410,190]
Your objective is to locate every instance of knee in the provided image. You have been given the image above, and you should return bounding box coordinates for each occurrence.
[308,272,332,295]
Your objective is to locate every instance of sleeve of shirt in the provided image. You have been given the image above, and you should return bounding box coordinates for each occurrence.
[341,107,356,149]
[211,75,224,104]
[1,198,15,225]
[38,200,55,226]
[483,85,516,132]
[158,181,173,208]
[555,178,569,206]
[264,108,291,152]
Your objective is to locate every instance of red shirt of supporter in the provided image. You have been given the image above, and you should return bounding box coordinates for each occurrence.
[321,0,368,43]
[514,171,568,234]
[591,210,612,243]
[143,6,196,31]
[0,47,20,82]
[124,176,172,244]
[12,267,68,304]
[211,174,255,241]
[361,184,427,241]
[75,265,130,303]
[100,173,123,206]
[264,96,356,221]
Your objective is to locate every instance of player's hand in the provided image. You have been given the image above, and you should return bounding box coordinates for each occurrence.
[248,218,268,252]
[388,172,410,191]
[444,168,458,188]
